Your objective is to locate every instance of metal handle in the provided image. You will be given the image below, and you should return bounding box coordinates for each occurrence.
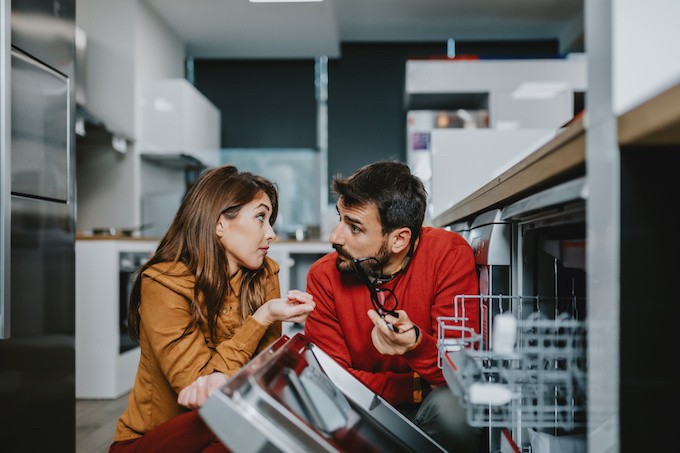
[1,0,11,339]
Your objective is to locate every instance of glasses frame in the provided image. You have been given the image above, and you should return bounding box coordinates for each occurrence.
[351,257,399,320]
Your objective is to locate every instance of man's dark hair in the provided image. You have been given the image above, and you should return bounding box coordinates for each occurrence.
[332,160,427,245]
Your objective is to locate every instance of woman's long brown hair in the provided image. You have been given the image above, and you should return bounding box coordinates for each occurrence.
[127,165,279,344]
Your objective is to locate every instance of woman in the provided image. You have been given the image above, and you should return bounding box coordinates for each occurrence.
[109,165,315,453]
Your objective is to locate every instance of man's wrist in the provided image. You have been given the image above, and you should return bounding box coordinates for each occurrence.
[411,324,421,349]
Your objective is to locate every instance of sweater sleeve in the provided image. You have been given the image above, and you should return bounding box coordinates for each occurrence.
[304,258,416,406]
[402,234,479,387]
[139,266,281,393]
[214,262,284,374]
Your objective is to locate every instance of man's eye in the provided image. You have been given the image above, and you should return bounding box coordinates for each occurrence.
[350,224,361,233]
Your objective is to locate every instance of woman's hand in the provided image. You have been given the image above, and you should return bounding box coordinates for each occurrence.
[252,289,315,326]
[177,372,228,409]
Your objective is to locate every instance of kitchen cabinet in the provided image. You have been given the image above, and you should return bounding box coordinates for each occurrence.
[75,238,158,399]
[405,56,586,222]
[138,78,221,168]
[268,241,330,336]
[269,240,331,295]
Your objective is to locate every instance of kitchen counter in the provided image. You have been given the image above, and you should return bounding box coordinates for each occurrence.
[76,234,162,241]
[618,79,680,145]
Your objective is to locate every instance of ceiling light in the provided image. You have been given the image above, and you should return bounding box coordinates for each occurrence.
[512,82,569,100]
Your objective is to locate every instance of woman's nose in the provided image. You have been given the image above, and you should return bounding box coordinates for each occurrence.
[266,223,276,241]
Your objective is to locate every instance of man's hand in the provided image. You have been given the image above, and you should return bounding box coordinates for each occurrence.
[367,309,421,355]
[177,372,228,409]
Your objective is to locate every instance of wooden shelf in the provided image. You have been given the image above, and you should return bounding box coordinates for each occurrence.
[431,117,586,227]
[618,81,680,145]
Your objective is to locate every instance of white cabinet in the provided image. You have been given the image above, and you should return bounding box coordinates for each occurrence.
[138,79,221,167]
[76,239,158,399]
[269,241,331,295]
[429,128,557,219]
[268,241,331,336]
[405,56,587,222]
[405,56,587,129]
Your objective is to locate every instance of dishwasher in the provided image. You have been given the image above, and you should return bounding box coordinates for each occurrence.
[199,333,445,452]
[438,177,588,453]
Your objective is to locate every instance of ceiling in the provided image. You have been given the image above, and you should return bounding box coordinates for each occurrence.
[144,0,585,60]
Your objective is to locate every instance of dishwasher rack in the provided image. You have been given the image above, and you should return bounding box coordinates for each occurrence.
[437,295,587,431]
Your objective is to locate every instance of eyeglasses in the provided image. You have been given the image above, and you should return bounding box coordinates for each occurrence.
[352,257,399,330]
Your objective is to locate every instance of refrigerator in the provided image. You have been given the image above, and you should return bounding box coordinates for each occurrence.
[1,0,77,451]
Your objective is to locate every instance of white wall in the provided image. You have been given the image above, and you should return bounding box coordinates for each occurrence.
[136,0,189,206]
[76,0,186,232]
[613,0,680,114]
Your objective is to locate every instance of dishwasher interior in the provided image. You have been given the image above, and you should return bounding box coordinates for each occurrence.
[439,177,588,453]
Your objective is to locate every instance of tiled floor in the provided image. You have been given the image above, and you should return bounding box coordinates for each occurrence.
[76,393,128,453]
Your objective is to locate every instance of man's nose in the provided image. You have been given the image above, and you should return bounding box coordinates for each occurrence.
[328,222,343,244]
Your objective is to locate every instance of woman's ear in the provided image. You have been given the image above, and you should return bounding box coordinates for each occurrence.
[215,215,226,238]
[389,227,412,254]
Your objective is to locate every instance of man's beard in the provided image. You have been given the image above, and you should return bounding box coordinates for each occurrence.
[334,239,390,276]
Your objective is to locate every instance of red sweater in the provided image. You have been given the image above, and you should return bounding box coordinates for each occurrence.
[304,226,479,407]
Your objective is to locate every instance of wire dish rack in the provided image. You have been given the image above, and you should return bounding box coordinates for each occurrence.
[437,295,587,431]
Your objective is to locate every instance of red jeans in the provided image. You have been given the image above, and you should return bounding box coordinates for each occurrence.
[109,410,230,453]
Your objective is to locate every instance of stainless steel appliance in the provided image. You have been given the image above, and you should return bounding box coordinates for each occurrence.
[200,333,445,452]
[0,0,76,450]
[438,177,588,452]
[466,209,511,351]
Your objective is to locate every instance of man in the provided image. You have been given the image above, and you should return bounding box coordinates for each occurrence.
[304,160,482,453]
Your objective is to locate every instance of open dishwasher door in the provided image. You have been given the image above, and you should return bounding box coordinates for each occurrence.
[199,333,445,452]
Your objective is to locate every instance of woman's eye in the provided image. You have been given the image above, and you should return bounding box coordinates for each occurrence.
[256,214,266,222]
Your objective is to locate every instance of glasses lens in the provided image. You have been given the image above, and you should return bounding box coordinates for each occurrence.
[377,288,398,316]
[352,257,399,317]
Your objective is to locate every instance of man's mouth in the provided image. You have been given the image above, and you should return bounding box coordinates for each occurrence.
[333,244,351,260]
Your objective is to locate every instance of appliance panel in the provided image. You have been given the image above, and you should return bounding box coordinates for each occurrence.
[1,0,76,450]
[0,194,75,449]
[201,333,445,452]
[10,0,75,76]
[11,49,70,201]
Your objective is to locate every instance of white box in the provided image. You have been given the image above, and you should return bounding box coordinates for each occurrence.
[429,129,556,220]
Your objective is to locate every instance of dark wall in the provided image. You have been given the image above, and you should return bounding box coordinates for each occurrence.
[193,40,560,195]
[327,43,440,181]
[193,59,317,148]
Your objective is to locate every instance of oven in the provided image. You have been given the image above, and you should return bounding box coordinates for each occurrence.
[438,177,588,453]
[119,251,151,353]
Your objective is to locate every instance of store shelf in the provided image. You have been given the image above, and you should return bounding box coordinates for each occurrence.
[431,116,586,227]
[618,80,680,145]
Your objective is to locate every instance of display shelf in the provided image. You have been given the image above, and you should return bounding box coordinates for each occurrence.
[618,80,680,146]
[431,116,586,227]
